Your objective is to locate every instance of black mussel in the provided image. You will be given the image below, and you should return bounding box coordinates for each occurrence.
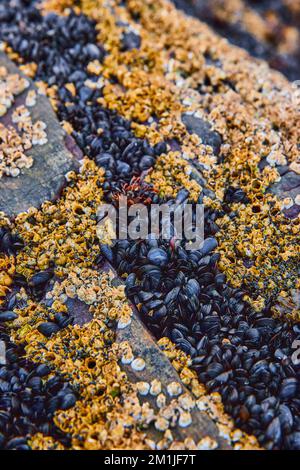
[100,244,114,262]
[165,286,180,305]
[29,270,53,288]
[185,279,200,297]
[279,378,298,399]
[0,312,18,323]
[36,364,51,377]
[200,237,218,256]
[37,322,60,338]
[147,248,168,267]
[266,417,282,446]
[60,393,76,410]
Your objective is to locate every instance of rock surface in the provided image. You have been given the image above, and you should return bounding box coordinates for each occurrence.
[0,53,78,217]
[172,0,300,81]
[271,171,300,218]
[182,113,222,156]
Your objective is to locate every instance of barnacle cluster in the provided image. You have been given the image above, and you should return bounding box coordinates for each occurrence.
[27,271,151,451]
[14,159,105,278]
[158,337,260,450]
[0,66,47,177]
[145,152,201,202]
[0,254,15,305]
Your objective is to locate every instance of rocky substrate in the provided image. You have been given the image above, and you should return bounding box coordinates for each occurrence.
[172,0,300,82]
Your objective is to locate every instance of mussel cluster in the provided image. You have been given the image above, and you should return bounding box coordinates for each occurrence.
[0,0,299,451]
[0,227,75,449]
[0,329,73,450]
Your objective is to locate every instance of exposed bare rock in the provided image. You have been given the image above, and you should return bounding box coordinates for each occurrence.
[0,53,79,216]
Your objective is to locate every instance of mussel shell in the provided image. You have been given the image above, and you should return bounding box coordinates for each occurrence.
[37,322,60,338]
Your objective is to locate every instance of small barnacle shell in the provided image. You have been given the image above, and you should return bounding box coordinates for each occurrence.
[281,197,294,210]
[154,417,169,432]
[121,349,134,365]
[164,429,173,442]
[178,393,195,411]
[144,439,156,450]
[167,381,182,397]
[65,171,76,182]
[34,120,47,131]
[0,104,6,117]
[197,436,218,450]
[184,437,197,450]
[131,357,145,371]
[290,161,300,175]
[234,443,242,450]
[25,90,37,107]
[117,315,131,329]
[33,136,48,146]
[156,393,166,409]
[10,167,20,177]
[178,411,192,428]
[19,77,30,92]
[196,397,208,411]
[136,381,150,396]
[12,105,30,123]
[150,379,162,396]
[295,194,300,206]
[210,392,222,404]
[231,429,243,442]
[218,424,231,441]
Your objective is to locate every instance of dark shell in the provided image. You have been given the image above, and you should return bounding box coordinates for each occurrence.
[147,248,168,267]
[266,417,282,445]
[165,286,180,305]
[29,270,53,288]
[37,322,60,338]
[100,244,114,262]
[0,312,18,322]
[35,364,51,377]
[200,237,218,256]
[279,378,298,399]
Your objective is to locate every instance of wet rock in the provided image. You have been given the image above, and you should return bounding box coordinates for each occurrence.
[0,53,78,216]
[182,113,222,155]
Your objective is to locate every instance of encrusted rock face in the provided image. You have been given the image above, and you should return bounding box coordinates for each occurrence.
[0,53,78,216]
[172,0,300,81]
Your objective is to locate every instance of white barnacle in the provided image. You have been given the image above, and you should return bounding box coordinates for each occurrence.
[121,351,134,365]
[167,381,182,397]
[156,393,166,409]
[131,357,145,371]
[150,379,162,396]
[154,417,169,432]
[136,381,150,396]
[178,411,192,428]
[25,90,37,107]
[117,315,131,329]
[197,436,218,450]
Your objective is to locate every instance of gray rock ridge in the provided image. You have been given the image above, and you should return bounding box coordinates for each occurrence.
[0,52,79,217]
